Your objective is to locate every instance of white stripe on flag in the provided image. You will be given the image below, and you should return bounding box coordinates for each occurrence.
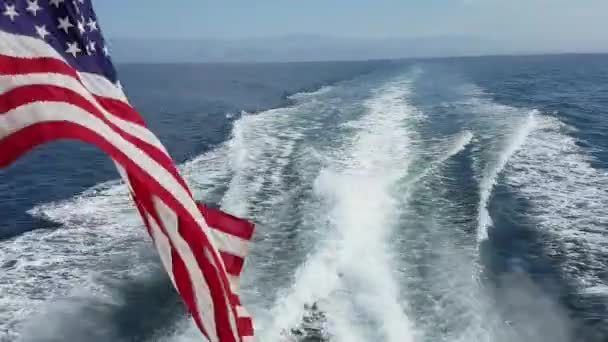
[228,274,241,292]
[208,229,250,259]
[236,306,249,318]
[0,73,167,154]
[0,30,62,59]
[147,211,176,288]
[80,72,129,102]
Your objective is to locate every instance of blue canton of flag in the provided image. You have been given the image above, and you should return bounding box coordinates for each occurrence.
[1,0,117,83]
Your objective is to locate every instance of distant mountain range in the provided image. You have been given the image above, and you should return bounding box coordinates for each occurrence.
[108,34,607,63]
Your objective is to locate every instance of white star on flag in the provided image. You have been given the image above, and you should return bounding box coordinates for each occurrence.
[65,41,81,57]
[87,18,98,31]
[35,25,49,39]
[26,0,42,16]
[58,16,73,34]
[87,40,96,54]
[3,4,19,22]
[77,19,86,34]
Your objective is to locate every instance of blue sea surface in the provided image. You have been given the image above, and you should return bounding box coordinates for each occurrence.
[1,54,607,342]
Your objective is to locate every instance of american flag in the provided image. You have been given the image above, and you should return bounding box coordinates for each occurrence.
[0,1,255,341]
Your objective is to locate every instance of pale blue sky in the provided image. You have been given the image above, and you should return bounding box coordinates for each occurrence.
[92,0,608,43]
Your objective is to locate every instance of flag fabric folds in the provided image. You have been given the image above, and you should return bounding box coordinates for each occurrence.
[0,1,254,341]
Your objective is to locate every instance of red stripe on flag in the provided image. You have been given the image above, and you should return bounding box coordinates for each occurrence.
[230,293,241,306]
[0,55,78,79]
[94,96,146,126]
[219,251,245,276]
[237,317,254,337]
[132,194,153,237]
[197,203,255,240]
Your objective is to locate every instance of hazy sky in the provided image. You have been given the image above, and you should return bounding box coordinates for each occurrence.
[93,0,608,44]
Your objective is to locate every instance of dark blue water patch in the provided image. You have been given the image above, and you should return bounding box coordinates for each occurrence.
[436,144,479,234]
[1,258,17,269]
[481,176,608,342]
[410,63,472,105]
[479,185,574,339]
[105,271,187,342]
[481,179,565,288]
[0,141,114,240]
[117,61,392,118]
[408,64,482,141]
[18,268,186,342]
[547,108,608,170]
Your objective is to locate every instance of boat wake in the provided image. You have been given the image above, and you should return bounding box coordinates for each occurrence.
[477,110,538,242]
[2,62,606,342]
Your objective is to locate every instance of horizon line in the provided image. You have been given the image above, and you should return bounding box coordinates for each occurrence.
[113,51,608,65]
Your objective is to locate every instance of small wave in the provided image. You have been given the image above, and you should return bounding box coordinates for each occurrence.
[444,130,474,162]
[288,85,335,101]
[403,130,474,188]
[477,110,538,242]
[220,107,304,218]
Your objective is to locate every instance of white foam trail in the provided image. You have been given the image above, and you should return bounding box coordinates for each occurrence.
[505,114,608,294]
[220,109,303,218]
[477,110,538,242]
[443,130,474,164]
[262,76,417,342]
[220,84,341,219]
[153,85,350,342]
[403,130,473,189]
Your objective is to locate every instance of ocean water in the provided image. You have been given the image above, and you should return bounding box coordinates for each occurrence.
[1,54,608,342]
